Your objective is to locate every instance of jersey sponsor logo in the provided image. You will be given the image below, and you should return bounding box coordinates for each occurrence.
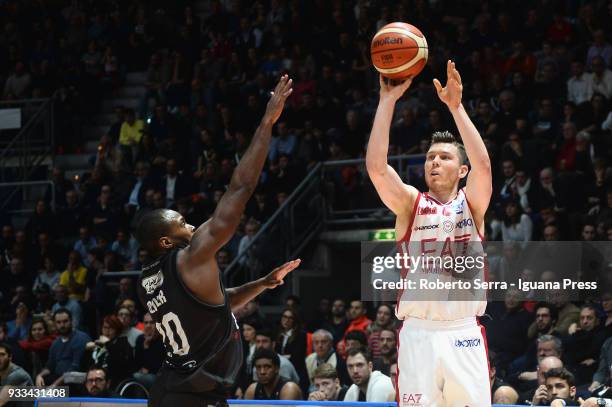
[146,290,167,314]
[454,338,481,348]
[142,270,164,294]
[442,220,454,233]
[453,199,465,215]
[455,218,473,229]
[402,393,423,406]
[414,224,439,231]
[418,206,437,215]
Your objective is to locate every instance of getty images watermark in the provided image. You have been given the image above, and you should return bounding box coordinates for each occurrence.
[361,241,610,302]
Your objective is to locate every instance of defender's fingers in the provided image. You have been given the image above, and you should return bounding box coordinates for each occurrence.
[447,60,452,78]
[274,75,288,93]
[280,77,293,93]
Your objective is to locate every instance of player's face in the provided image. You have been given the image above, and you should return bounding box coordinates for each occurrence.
[169,213,195,246]
[424,143,465,192]
[314,378,338,400]
[255,359,278,384]
[545,377,574,400]
[346,354,371,386]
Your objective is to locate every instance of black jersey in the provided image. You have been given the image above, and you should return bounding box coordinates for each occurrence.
[137,248,243,397]
[254,378,288,400]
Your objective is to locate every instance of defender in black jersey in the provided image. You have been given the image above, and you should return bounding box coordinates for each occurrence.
[135,75,298,407]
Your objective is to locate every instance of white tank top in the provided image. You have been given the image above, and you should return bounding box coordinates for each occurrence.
[395,188,487,321]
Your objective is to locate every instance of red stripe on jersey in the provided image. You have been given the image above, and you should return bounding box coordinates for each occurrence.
[462,188,485,241]
[396,192,422,314]
[398,192,422,242]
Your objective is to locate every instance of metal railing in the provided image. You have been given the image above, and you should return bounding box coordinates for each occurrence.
[222,162,325,285]
[96,155,427,293]
[0,180,54,215]
[221,154,426,285]
[0,97,54,183]
[322,154,425,226]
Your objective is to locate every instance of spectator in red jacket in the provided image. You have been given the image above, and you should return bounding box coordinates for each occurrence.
[337,300,371,359]
[18,318,56,377]
[345,300,371,335]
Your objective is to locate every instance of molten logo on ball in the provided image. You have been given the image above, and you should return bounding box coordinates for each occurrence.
[370,22,428,80]
[372,37,403,48]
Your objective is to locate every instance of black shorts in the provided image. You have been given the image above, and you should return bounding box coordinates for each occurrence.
[148,368,229,407]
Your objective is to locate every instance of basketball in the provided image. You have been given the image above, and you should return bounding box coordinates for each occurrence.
[370,22,428,80]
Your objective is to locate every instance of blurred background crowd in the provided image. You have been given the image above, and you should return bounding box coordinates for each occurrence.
[0,0,612,405]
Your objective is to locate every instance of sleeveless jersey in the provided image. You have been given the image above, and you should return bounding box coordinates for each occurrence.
[254,377,288,400]
[137,248,243,397]
[395,188,487,321]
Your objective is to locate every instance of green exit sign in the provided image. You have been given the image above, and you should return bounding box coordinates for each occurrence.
[369,229,396,241]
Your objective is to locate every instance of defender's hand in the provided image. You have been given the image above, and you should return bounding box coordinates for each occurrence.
[433,60,463,110]
[263,75,293,124]
[260,259,301,289]
[379,75,412,102]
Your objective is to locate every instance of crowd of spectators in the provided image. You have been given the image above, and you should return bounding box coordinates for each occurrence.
[1,0,612,405]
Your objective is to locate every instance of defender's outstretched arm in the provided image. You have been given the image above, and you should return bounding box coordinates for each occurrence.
[187,75,293,263]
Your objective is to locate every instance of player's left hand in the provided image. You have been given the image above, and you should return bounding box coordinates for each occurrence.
[261,259,301,289]
[433,60,463,110]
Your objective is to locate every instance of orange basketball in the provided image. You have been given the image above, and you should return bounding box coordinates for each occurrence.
[370,22,428,80]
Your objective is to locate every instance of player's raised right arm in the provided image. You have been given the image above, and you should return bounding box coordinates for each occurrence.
[366,75,418,215]
[187,75,293,262]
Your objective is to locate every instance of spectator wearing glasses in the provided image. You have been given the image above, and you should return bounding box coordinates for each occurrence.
[276,307,308,391]
[116,306,142,348]
[83,367,117,398]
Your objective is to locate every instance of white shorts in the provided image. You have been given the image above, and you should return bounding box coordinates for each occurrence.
[397,317,491,407]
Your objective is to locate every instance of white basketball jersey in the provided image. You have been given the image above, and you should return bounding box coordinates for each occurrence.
[395,188,487,321]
